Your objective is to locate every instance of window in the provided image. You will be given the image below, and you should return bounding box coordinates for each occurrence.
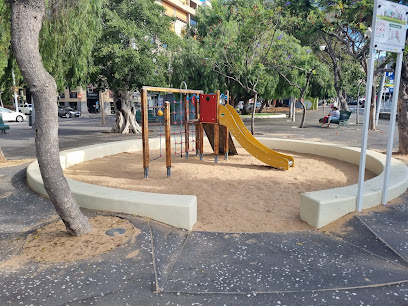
[190,18,197,27]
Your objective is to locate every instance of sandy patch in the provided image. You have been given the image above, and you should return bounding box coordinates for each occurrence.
[392,153,408,165]
[23,216,139,262]
[64,148,376,233]
[0,159,35,168]
[0,254,30,271]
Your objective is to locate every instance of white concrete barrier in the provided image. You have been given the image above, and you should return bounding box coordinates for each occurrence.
[27,138,408,230]
[27,138,197,230]
[258,138,408,228]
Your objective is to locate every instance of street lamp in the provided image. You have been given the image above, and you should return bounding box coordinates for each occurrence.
[356,80,365,125]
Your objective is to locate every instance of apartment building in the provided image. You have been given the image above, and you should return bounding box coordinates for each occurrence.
[160,0,212,36]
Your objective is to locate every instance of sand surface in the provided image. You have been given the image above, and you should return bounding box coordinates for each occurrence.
[64,148,376,232]
[0,159,35,168]
[23,216,139,262]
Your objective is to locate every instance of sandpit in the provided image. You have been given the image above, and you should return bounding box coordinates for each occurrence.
[64,148,376,233]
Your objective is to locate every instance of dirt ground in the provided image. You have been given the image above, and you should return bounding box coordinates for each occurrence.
[22,216,139,263]
[64,148,376,233]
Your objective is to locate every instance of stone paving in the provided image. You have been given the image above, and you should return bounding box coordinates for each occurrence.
[0,110,407,305]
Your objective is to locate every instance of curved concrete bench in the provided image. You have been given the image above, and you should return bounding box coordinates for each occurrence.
[258,138,408,228]
[27,138,197,230]
[27,138,408,230]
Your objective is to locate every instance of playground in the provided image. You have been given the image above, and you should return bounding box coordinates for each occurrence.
[64,147,376,232]
[22,85,407,232]
[1,100,408,304]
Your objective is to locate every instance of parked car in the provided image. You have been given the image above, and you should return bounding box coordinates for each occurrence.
[248,102,262,110]
[58,106,81,118]
[18,103,33,115]
[0,107,26,122]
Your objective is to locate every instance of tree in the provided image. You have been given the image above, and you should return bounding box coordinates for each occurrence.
[93,0,179,134]
[197,0,284,133]
[39,0,103,91]
[10,0,104,236]
[171,37,224,93]
[0,0,10,83]
[398,42,408,154]
[267,32,329,128]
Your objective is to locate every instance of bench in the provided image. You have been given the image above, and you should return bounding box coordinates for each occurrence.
[319,110,352,127]
[0,116,10,133]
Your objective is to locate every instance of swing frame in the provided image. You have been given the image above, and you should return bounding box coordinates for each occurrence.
[141,86,204,178]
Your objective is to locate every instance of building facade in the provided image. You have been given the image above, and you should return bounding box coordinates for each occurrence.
[160,0,211,36]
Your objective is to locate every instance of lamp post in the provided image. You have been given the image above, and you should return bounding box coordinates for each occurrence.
[12,69,19,112]
[356,80,365,125]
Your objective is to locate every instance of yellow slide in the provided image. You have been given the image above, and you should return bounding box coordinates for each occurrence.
[219,104,294,170]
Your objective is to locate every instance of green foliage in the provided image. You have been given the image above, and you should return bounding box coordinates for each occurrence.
[189,0,332,102]
[196,0,283,97]
[93,0,179,91]
[0,2,24,104]
[0,0,10,84]
[171,37,223,92]
[39,0,103,91]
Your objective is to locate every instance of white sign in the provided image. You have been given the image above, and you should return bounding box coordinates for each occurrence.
[374,0,408,53]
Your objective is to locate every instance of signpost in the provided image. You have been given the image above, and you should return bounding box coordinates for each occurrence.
[356,0,408,212]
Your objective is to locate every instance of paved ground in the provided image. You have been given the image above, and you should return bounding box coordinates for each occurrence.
[0,109,407,305]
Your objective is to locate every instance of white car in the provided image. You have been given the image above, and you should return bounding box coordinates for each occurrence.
[0,107,27,122]
[18,103,33,115]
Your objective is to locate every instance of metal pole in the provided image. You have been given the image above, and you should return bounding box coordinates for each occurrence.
[356,81,362,125]
[356,0,379,212]
[375,72,386,126]
[165,101,171,177]
[214,90,220,163]
[224,90,229,160]
[31,96,35,128]
[12,69,19,112]
[141,88,149,178]
[382,52,403,205]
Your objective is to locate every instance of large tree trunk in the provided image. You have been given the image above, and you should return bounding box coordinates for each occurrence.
[11,0,91,236]
[335,88,348,111]
[242,99,250,115]
[258,100,268,113]
[111,90,141,134]
[398,57,408,154]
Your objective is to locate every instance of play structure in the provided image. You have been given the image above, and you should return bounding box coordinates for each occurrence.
[140,86,294,177]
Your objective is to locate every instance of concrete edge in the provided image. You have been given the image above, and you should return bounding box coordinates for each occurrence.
[258,138,408,228]
[240,114,287,119]
[27,138,198,230]
[27,137,408,230]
